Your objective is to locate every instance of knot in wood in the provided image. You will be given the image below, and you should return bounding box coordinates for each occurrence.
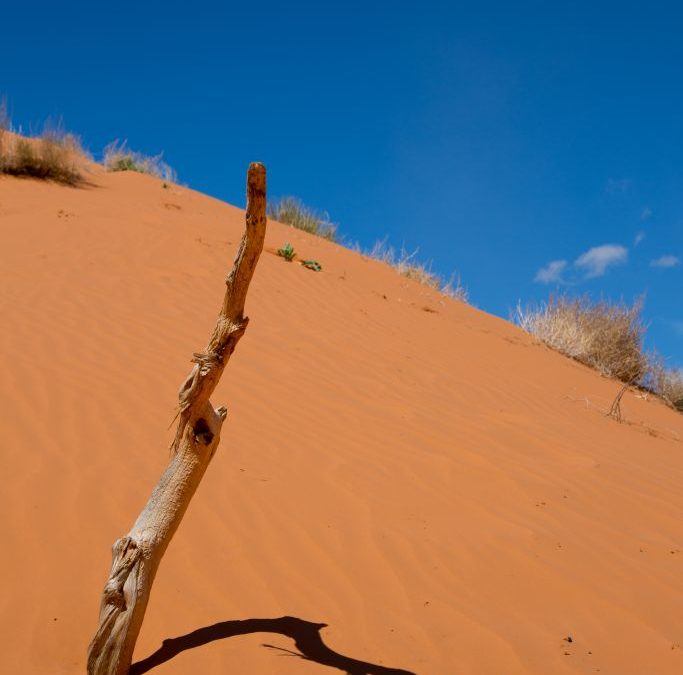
[191,350,221,375]
[102,587,127,611]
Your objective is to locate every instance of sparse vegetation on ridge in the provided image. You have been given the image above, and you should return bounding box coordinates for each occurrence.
[5,102,680,416]
[516,295,682,412]
[268,194,468,300]
[268,196,337,241]
[367,238,469,302]
[103,140,176,182]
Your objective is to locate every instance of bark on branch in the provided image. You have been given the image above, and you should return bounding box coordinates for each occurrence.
[87,163,267,675]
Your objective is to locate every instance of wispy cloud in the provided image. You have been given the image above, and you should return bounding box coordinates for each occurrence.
[634,231,646,246]
[535,260,568,284]
[650,255,680,268]
[606,178,632,194]
[574,244,628,278]
[641,207,652,220]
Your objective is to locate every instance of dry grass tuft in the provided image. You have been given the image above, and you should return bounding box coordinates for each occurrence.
[440,274,470,303]
[517,294,682,413]
[0,100,7,168]
[103,140,176,182]
[516,295,648,383]
[0,97,9,139]
[647,359,683,411]
[368,238,468,302]
[0,107,84,185]
[267,196,337,241]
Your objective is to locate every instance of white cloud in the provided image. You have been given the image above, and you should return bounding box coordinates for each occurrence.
[606,178,632,194]
[535,259,568,284]
[574,244,628,278]
[536,243,631,284]
[650,255,680,268]
[634,231,646,246]
[641,207,652,221]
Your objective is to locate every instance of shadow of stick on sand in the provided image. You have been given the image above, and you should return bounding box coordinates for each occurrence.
[130,615,417,675]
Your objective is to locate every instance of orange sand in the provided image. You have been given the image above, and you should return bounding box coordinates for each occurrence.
[1,165,682,674]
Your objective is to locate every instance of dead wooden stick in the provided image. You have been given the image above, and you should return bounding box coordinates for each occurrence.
[606,382,629,422]
[87,163,267,675]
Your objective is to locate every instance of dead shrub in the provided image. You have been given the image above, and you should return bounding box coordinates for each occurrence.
[516,295,648,383]
[0,125,83,185]
[646,359,683,411]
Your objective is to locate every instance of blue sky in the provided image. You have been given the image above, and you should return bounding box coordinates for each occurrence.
[2,1,681,366]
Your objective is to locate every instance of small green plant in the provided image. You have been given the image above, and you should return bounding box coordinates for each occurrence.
[268,196,337,241]
[109,155,139,172]
[301,259,322,272]
[162,182,168,189]
[277,242,296,262]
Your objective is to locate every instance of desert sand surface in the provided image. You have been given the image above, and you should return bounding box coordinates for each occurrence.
[1,166,682,675]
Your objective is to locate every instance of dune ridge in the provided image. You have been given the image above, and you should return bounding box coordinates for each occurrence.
[1,169,682,674]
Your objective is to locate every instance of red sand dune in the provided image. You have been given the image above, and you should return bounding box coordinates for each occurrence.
[1,165,682,675]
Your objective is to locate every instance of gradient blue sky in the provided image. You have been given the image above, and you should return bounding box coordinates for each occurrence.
[2,1,681,366]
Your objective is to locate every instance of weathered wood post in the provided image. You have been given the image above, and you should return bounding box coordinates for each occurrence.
[87,163,267,675]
